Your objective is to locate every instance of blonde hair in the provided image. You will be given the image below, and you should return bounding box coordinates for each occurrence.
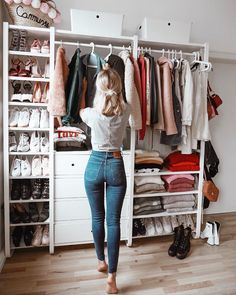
[93,64,125,116]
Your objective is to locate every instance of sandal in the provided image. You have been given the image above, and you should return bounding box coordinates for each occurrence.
[32,82,42,103]
[19,30,28,52]
[41,82,49,103]
[9,29,20,51]
[18,58,31,77]
[9,58,21,76]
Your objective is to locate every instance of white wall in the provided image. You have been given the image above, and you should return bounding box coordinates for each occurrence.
[56,0,236,54]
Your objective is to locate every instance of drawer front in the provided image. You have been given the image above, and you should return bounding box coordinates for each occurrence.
[55,219,128,245]
[55,198,129,221]
[54,177,131,199]
[55,152,131,176]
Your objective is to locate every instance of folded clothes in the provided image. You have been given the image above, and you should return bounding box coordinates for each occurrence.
[166,208,195,213]
[134,201,161,209]
[135,168,161,174]
[135,183,165,194]
[166,178,195,185]
[161,174,195,184]
[134,176,164,186]
[161,194,195,205]
[163,201,195,209]
[166,164,200,172]
[134,197,161,205]
[135,157,164,165]
[166,183,194,189]
[164,151,200,165]
[135,163,164,170]
[167,187,195,192]
[135,149,160,158]
[171,162,199,167]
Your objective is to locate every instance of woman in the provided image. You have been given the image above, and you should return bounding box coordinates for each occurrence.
[80,64,130,294]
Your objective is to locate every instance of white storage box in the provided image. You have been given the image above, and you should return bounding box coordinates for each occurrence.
[71,9,124,37]
[138,17,191,43]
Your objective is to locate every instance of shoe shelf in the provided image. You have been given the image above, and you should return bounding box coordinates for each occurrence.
[9,127,50,132]
[10,221,50,227]
[9,50,50,58]
[10,199,49,204]
[9,102,48,107]
[132,231,174,239]
[134,170,200,176]
[133,190,199,198]
[9,152,50,156]
[9,76,50,82]
[133,210,198,219]
[10,176,49,179]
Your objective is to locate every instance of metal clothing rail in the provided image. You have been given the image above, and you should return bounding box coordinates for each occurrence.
[54,40,131,51]
[138,47,198,57]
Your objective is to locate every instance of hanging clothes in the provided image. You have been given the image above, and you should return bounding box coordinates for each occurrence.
[138,54,147,139]
[130,55,142,105]
[154,62,165,131]
[48,46,69,117]
[119,50,142,130]
[158,56,178,135]
[62,48,85,125]
[144,56,151,126]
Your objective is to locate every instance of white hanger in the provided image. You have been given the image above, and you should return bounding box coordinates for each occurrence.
[104,43,112,61]
[149,47,151,54]
[90,42,95,55]
[162,49,165,57]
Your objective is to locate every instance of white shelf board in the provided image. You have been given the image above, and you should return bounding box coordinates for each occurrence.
[10,176,49,179]
[10,222,50,227]
[133,210,198,219]
[9,127,50,132]
[134,190,199,198]
[9,102,48,107]
[9,77,50,82]
[9,152,50,156]
[10,199,49,204]
[9,51,50,58]
[134,170,200,176]
[11,244,49,250]
[9,24,50,33]
[132,232,174,239]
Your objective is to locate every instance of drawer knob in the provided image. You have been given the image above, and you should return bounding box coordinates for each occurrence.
[71,163,75,167]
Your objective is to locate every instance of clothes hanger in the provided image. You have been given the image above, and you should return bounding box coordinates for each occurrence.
[104,43,112,62]
[90,42,96,56]
[162,49,165,57]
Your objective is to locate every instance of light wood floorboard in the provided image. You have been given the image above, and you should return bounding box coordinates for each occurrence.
[0,213,236,295]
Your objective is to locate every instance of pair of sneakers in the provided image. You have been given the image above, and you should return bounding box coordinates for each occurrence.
[29,108,49,128]
[32,156,49,176]
[30,131,49,153]
[10,156,31,177]
[200,221,221,245]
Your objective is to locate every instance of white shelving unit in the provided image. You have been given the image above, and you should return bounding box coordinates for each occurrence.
[3,22,55,257]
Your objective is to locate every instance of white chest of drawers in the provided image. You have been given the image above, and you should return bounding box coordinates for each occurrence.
[54,151,131,246]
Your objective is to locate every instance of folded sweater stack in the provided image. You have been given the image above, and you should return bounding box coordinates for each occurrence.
[164,151,200,171]
[135,149,164,173]
[134,175,165,194]
[161,174,195,193]
[161,194,196,213]
[133,197,163,216]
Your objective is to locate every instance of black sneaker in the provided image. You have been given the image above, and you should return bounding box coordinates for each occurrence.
[21,180,31,200]
[41,179,49,199]
[31,179,42,199]
[11,180,21,200]
[168,224,184,257]
[176,227,192,259]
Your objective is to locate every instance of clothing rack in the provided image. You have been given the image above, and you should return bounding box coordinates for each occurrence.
[138,47,198,57]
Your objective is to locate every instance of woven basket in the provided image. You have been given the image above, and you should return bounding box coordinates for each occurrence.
[5,3,53,28]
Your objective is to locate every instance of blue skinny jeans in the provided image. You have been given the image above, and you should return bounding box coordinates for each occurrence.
[84,150,127,274]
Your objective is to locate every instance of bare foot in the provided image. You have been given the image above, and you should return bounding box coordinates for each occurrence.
[98,260,108,273]
[106,273,118,294]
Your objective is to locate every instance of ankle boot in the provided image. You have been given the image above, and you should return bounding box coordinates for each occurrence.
[214,221,221,245]
[168,224,184,257]
[176,226,192,259]
[201,221,214,245]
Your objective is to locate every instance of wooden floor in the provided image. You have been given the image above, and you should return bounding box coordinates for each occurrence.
[1,213,236,295]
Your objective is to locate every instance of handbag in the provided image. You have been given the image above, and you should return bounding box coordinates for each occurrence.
[207,81,223,120]
[202,180,219,202]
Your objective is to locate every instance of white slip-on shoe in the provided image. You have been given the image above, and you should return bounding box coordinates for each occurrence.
[40,132,49,153]
[9,132,17,152]
[214,221,221,246]
[154,217,164,235]
[32,156,42,176]
[41,225,49,245]
[18,107,30,127]
[32,225,43,247]
[9,107,20,127]
[30,131,40,153]
[21,156,31,177]
[170,215,179,230]
[29,108,40,128]
[40,109,49,128]
[10,157,21,177]
[42,156,49,176]
[17,132,30,152]
[201,221,215,246]
[161,216,172,234]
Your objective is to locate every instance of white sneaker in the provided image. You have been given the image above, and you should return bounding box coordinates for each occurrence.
[170,215,179,230]
[18,108,30,127]
[32,156,42,176]
[32,225,43,247]
[17,132,30,152]
[21,93,33,103]
[30,131,40,152]
[154,217,164,235]
[42,156,49,176]
[9,132,17,152]
[29,108,40,128]
[200,221,214,245]
[40,132,49,152]
[40,109,49,128]
[214,221,221,246]
[9,107,20,127]
[161,216,172,234]
[21,156,31,177]
[10,157,21,177]
[11,93,22,102]
[41,225,49,245]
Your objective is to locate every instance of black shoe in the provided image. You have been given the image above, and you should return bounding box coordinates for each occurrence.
[133,218,146,236]
[41,179,49,199]
[12,226,23,247]
[24,226,34,246]
[176,227,192,260]
[16,203,30,223]
[168,224,184,257]
[38,202,49,222]
[29,203,39,222]
[21,180,31,200]
[31,179,42,199]
[11,180,21,200]
[10,205,21,224]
